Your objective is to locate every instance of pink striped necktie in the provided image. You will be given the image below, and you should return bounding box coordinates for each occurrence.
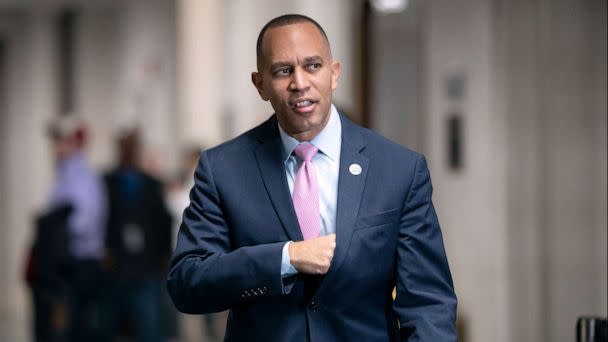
[292,142,320,240]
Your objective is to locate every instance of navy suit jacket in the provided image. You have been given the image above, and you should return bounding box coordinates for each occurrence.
[167,113,457,341]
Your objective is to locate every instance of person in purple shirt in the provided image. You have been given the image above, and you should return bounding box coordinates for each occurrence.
[44,115,107,341]
[48,117,107,262]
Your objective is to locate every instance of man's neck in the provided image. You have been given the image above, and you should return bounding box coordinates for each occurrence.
[279,112,331,143]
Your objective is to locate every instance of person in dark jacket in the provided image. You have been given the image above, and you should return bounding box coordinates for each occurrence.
[101,129,172,342]
[167,14,457,342]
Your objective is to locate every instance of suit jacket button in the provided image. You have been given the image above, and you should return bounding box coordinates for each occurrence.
[309,300,318,311]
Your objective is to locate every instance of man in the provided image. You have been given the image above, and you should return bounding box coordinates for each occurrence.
[168,14,457,341]
[32,115,107,341]
[102,129,172,342]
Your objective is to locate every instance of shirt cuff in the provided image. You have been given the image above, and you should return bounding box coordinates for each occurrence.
[281,241,298,277]
[280,241,298,294]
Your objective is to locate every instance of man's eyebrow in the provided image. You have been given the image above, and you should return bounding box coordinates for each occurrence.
[303,56,324,64]
[268,56,326,72]
[270,61,292,70]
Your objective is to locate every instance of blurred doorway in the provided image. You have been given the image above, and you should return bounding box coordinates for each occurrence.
[0,38,6,297]
[363,0,425,152]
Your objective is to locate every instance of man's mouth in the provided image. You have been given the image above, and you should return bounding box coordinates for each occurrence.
[291,99,317,113]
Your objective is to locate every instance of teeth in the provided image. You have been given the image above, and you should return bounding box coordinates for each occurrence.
[295,100,312,107]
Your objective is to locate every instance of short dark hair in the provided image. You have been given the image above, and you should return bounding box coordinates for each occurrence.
[256,14,331,71]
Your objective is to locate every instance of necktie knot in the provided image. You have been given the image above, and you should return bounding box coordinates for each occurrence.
[294,143,318,162]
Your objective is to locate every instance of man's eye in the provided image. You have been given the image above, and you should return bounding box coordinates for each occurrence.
[275,67,291,76]
[307,63,321,71]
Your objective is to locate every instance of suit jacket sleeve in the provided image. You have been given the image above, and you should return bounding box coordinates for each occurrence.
[393,154,458,341]
[167,151,285,314]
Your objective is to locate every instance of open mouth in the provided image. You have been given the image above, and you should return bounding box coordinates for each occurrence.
[290,99,317,113]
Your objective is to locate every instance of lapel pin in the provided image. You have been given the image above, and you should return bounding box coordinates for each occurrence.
[349,163,362,176]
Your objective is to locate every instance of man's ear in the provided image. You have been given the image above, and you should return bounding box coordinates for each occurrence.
[251,72,269,101]
[330,60,341,91]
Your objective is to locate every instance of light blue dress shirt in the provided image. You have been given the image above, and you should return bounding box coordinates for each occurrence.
[278,104,342,280]
[49,152,107,259]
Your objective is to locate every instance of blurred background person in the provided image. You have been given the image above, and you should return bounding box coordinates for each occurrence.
[25,115,107,341]
[101,128,172,342]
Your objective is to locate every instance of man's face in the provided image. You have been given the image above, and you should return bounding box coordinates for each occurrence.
[118,132,140,166]
[52,136,77,162]
[252,22,341,141]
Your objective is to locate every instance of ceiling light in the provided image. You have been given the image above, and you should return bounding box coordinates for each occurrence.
[370,0,409,14]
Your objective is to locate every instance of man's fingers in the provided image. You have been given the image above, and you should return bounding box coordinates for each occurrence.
[289,233,338,274]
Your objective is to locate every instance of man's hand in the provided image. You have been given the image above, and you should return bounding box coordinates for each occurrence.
[288,233,336,274]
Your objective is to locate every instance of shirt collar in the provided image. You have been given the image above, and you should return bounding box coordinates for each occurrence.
[278,104,342,163]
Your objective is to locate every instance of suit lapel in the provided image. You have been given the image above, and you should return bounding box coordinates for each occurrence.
[254,118,304,242]
[318,115,369,295]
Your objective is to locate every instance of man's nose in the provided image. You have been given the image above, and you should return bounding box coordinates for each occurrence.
[289,68,310,92]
